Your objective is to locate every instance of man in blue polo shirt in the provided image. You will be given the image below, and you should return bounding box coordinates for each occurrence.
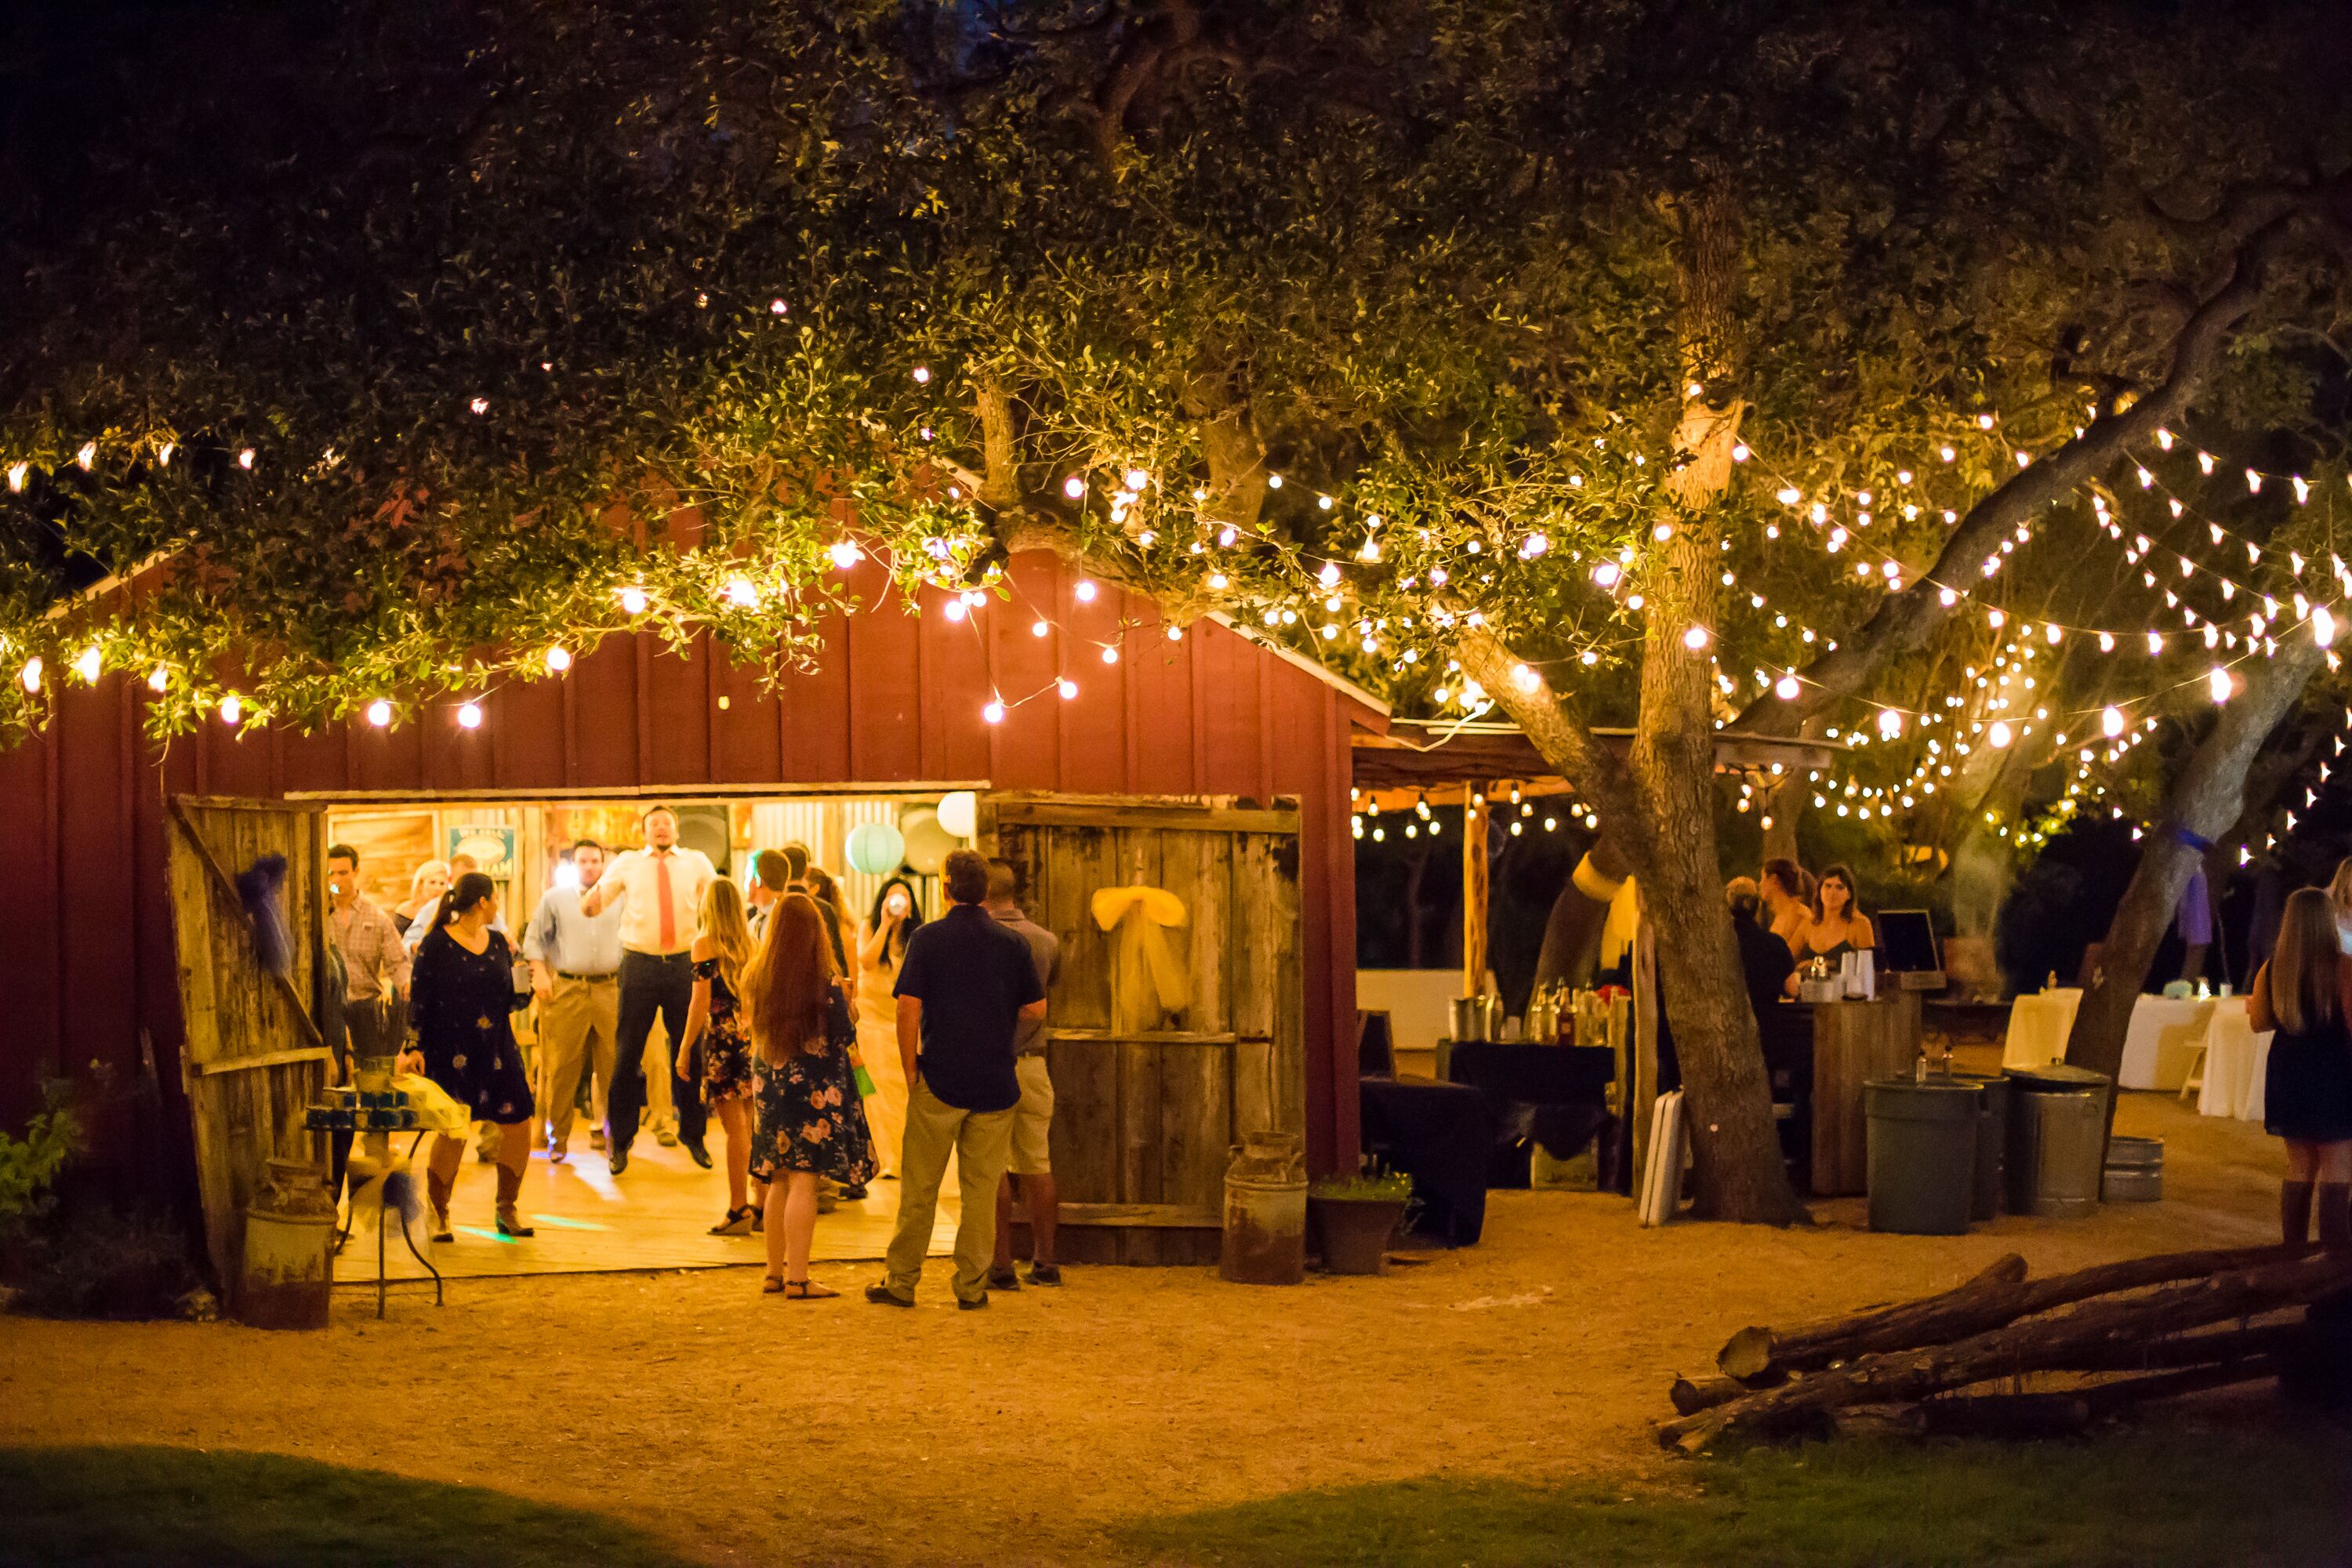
[869,848,1046,1309]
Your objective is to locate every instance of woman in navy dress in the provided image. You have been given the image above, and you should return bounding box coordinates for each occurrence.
[402,873,537,1240]
[742,893,876,1298]
[681,877,761,1237]
[2246,887,2352,1253]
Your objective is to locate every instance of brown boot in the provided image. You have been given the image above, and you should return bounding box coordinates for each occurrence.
[424,1168,455,1242]
[2283,1180,2316,1254]
[2318,1182,2351,1256]
[495,1162,533,1238]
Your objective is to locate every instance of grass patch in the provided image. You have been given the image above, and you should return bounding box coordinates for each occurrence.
[0,1445,701,1568]
[1120,1428,2352,1567]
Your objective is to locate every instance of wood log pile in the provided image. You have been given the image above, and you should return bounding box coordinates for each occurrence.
[1660,1245,2352,1454]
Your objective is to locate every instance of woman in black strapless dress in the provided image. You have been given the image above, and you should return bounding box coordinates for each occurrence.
[2247,887,2352,1253]
[403,873,537,1240]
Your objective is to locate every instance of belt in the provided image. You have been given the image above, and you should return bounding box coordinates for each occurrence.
[623,949,694,963]
[555,971,617,982]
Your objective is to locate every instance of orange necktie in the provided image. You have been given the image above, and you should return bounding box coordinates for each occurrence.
[655,852,676,951]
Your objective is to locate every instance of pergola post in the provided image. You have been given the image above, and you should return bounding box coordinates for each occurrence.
[1463,781,1489,996]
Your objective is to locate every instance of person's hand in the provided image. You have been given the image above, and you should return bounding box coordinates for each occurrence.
[532,973,553,1003]
[395,1047,425,1076]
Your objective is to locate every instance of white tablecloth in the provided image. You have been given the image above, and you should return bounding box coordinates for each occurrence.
[2118,996,2218,1091]
[2002,988,2083,1070]
[2196,997,2272,1123]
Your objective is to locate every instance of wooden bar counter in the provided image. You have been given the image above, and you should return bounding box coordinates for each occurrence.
[1809,993,1922,1196]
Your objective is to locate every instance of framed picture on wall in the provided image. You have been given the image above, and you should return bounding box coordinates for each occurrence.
[447,825,517,877]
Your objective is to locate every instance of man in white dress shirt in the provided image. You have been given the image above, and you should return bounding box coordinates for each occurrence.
[583,804,715,1175]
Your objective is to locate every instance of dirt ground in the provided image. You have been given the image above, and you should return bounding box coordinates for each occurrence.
[0,1094,2287,1566]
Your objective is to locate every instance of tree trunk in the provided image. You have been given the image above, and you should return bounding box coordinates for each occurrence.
[2067,637,2325,1080]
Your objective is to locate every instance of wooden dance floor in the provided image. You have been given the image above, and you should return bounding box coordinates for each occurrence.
[336,1135,955,1286]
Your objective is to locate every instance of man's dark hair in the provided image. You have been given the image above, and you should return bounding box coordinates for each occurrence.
[1728,888,1761,920]
[753,848,791,891]
[781,841,811,882]
[985,858,1020,906]
[327,843,358,868]
[642,802,677,822]
[571,837,603,856]
[1761,858,1806,900]
[942,848,989,905]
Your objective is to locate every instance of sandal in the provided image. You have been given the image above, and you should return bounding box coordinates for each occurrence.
[783,1279,840,1300]
[761,1275,786,1294]
[709,1206,755,1237]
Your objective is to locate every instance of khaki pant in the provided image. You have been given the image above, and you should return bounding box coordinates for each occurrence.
[538,975,619,1146]
[1008,1055,1054,1177]
[884,1078,1015,1303]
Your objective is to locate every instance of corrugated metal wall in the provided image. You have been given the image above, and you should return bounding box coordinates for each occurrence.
[0,553,1370,1174]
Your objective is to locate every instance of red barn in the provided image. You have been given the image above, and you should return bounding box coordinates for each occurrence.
[0,550,1383,1275]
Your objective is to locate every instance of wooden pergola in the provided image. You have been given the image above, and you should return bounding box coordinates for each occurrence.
[1350,720,1845,996]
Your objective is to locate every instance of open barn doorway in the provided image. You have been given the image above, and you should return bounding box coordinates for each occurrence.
[314,789,966,1283]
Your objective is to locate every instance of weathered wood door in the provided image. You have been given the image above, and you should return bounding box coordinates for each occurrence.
[165,796,332,1286]
[983,793,1304,1265]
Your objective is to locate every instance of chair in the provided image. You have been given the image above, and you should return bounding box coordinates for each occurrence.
[2178,1040,2209,1104]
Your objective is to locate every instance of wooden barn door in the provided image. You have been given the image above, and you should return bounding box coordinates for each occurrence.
[165,796,332,1286]
[983,793,1304,1265]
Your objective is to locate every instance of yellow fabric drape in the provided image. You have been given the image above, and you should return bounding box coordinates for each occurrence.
[1091,886,1191,1033]
[1598,875,1642,973]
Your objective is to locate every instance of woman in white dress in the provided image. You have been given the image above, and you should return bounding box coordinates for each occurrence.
[854,877,924,1178]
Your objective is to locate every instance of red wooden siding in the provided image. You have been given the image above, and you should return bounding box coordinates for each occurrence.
[0,553,1375,1178]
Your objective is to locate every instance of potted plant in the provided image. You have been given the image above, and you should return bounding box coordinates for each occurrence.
[1308,1171,1413,1276]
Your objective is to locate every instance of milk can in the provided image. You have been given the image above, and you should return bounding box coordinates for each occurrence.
[1220,1131,1307,1285]
[238,1156,337,1329]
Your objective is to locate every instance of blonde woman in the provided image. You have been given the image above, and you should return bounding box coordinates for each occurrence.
[394,859,451,939]
[2247,887,2352,1252]
[742,895,877,1297]
[681,877,760,1236]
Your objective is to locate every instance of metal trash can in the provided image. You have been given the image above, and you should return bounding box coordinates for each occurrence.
[2005,1065,2113,1218]
[1865,1078,1981,1236]
[2103,1134,2165,1203]
[1951,1071,2011,1221]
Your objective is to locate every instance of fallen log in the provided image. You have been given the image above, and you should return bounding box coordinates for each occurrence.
[2077,1356,2283,1417]
[1715,1245,2281,1384]
[1662,1251,2352,1453]
[1671,1316,2304,1417]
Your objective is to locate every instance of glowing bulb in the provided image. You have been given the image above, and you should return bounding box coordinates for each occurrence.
[366,699,394,727]
[1593,562,1621,589]
[6,462,27,491]
[1062,475,1085,499]
[1775,674,1800,701]
[237,448,255,470]
[1512,663,1541,693]
[829,540,862,569]
[1102,645,1120,664]
[2209,667,2233,703]
[1876,710,1902,740]
[1730,443,1751,463]
[1682,626,1711,650]
[469,397,489,415]
[457,701,483,729]
[1074,579,1098,603]
[2317,606,2338,648]
[546,645,572,672]
[1266,474,1283,489]
[20,657,42,693]
[147,667,169,692]
[2102,706,2125,738]
[1776,488,1802,506]
[619,586,649,615]
[1939,586,1958,607]
[74,646,101,683]
[76,441,97,470]
[912,365,931,384]
[1031,619,1050,638]
[982,699,1006,724]
[1058,679,1078,700]
[943,599,967,622]
[725,575,760,608]
[220,693,243,725]
[1988,720,2013,748]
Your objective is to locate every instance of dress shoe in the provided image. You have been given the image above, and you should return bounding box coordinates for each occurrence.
[1025,1263,1062,1287]
[547,1142,568,1165]
[685,1141,713,1170]
[864,1283,915,1308]
[609,1148,630,1177]
[590,1128,607,1151]
[655,1127,679,1148]
[956,1292,990,1311]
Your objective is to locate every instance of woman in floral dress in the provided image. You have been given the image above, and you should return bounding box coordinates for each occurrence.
[681,877,760,1236]
[742,893,877,1298]
[402,873,535,1240]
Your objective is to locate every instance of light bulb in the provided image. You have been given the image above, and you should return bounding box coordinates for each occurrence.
[1988,720,2013,748]
[1058,679,1078,699]
[1031,620,1050,638]
[457,702,483,729]
[912,365,931,384]
[982,699,1005,724]
[546,645,572,673]
[147,667,169,692]
[20,657,42,693]
[1102,645,1120,664]
[367,699,394,728]
[619,586,649,615]
[2209,668,2232,703]
[220,693,242,725]
[2316,606,2337,648]
[2102,706,2125,738]
[943,599,967,622]
[1062,475,1085,499]
[1682,626,1710,650]
[725,575,759,608]
[1775,674,1800,701]
[829,540,862,569]
[1074,579,1098,603]
[74,646,101,683]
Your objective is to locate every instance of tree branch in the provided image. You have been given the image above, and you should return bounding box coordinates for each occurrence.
[1739,207,2315,733]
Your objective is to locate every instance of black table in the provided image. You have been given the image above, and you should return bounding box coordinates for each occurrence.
[1443,1042,1617,1189]
[1359,1076,1497,1246]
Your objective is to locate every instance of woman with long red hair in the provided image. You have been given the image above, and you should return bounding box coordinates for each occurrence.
[741,892,877,1296]
[2248,887,2352,1252]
